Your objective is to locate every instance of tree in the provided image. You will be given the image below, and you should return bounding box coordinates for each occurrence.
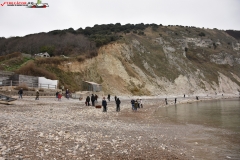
[198,32,205,37]
[40,45,55,56]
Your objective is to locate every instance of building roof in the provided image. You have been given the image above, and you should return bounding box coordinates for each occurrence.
[84,81,101,86]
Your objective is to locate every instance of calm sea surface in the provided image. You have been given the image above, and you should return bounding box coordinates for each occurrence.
[155,98,240,159]
[156,98,240,132]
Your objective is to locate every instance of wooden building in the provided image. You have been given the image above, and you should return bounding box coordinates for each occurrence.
[83,81,102,92]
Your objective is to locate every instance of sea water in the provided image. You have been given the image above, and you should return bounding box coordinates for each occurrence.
[155,98,240,159]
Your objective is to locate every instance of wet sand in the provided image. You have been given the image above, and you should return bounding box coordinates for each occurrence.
[0,94,239,160]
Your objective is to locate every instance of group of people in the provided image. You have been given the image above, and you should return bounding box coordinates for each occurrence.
[18,88,39,100]
[131,99,143,111]
[101,95,121,112]
[85,94,121,112]
[165,98,177,105]
[85,94,98,106]
[17,89,71,101]
[55,91,62,101]
[55,89,71,101]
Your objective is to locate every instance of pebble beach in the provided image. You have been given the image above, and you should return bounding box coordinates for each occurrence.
[0,94,239,160]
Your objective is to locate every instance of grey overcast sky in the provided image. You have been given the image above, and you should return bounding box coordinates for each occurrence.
[0,0,239,38]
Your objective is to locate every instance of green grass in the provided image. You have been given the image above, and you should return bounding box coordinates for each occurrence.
[0,57,33,71]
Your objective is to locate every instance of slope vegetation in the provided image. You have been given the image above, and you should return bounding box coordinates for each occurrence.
[0,25,240,95]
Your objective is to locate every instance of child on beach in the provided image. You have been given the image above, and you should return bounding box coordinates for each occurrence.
[58,92,62,101]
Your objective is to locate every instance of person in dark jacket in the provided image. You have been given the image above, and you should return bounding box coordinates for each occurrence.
[114,95,117,102]
[116,98,121,112]
[175,98,177,104]
[91,94,95,106]
[107,94,110,101]
[86,96,90,106]
[134,100,138,111]
[165,98,168,105]
[102,97,107,112]
[131,99,135,110]
[56,91,59,99]
[35,90,39,100]
[18,88,23,99]
[66,89,69,99]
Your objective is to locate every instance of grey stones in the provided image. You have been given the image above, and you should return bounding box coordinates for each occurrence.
[0,97,223,159]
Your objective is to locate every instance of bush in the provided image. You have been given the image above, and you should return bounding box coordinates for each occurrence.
[86,50,98,58]
[16,62,57,80]
[0,52,21,62]
[15,84,29,91]
[39,88,44,92]
[198,32,205,37]
[35,57,66,65]
[138,31,145,35]
[76,55,85,62]
[40,45,55,56]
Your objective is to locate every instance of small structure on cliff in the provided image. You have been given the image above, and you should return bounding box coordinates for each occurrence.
[34,52,50,58]
[83,81,102,92]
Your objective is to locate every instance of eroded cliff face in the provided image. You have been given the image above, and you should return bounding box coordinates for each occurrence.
[59,27,240,95]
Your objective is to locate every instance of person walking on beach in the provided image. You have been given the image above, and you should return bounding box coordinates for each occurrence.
[116,98,121,112]
[165,98,168,105]
[115,95,117,102]
[91,94,95,106]
[56,91,59,100]
[18,88,23,99]
[107,94,110,101]
[140,99,143,108]
[86,96,90,106]
[131,99,135,111]
[35,90,39,100]
[102,97,107,112]
[58,92,62,101]
[184,94,185,98]
[66,89,70,99]
[95,94,98,103]
[137,99,140,108]
[134,100,138,111]
[175,98,177,104]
